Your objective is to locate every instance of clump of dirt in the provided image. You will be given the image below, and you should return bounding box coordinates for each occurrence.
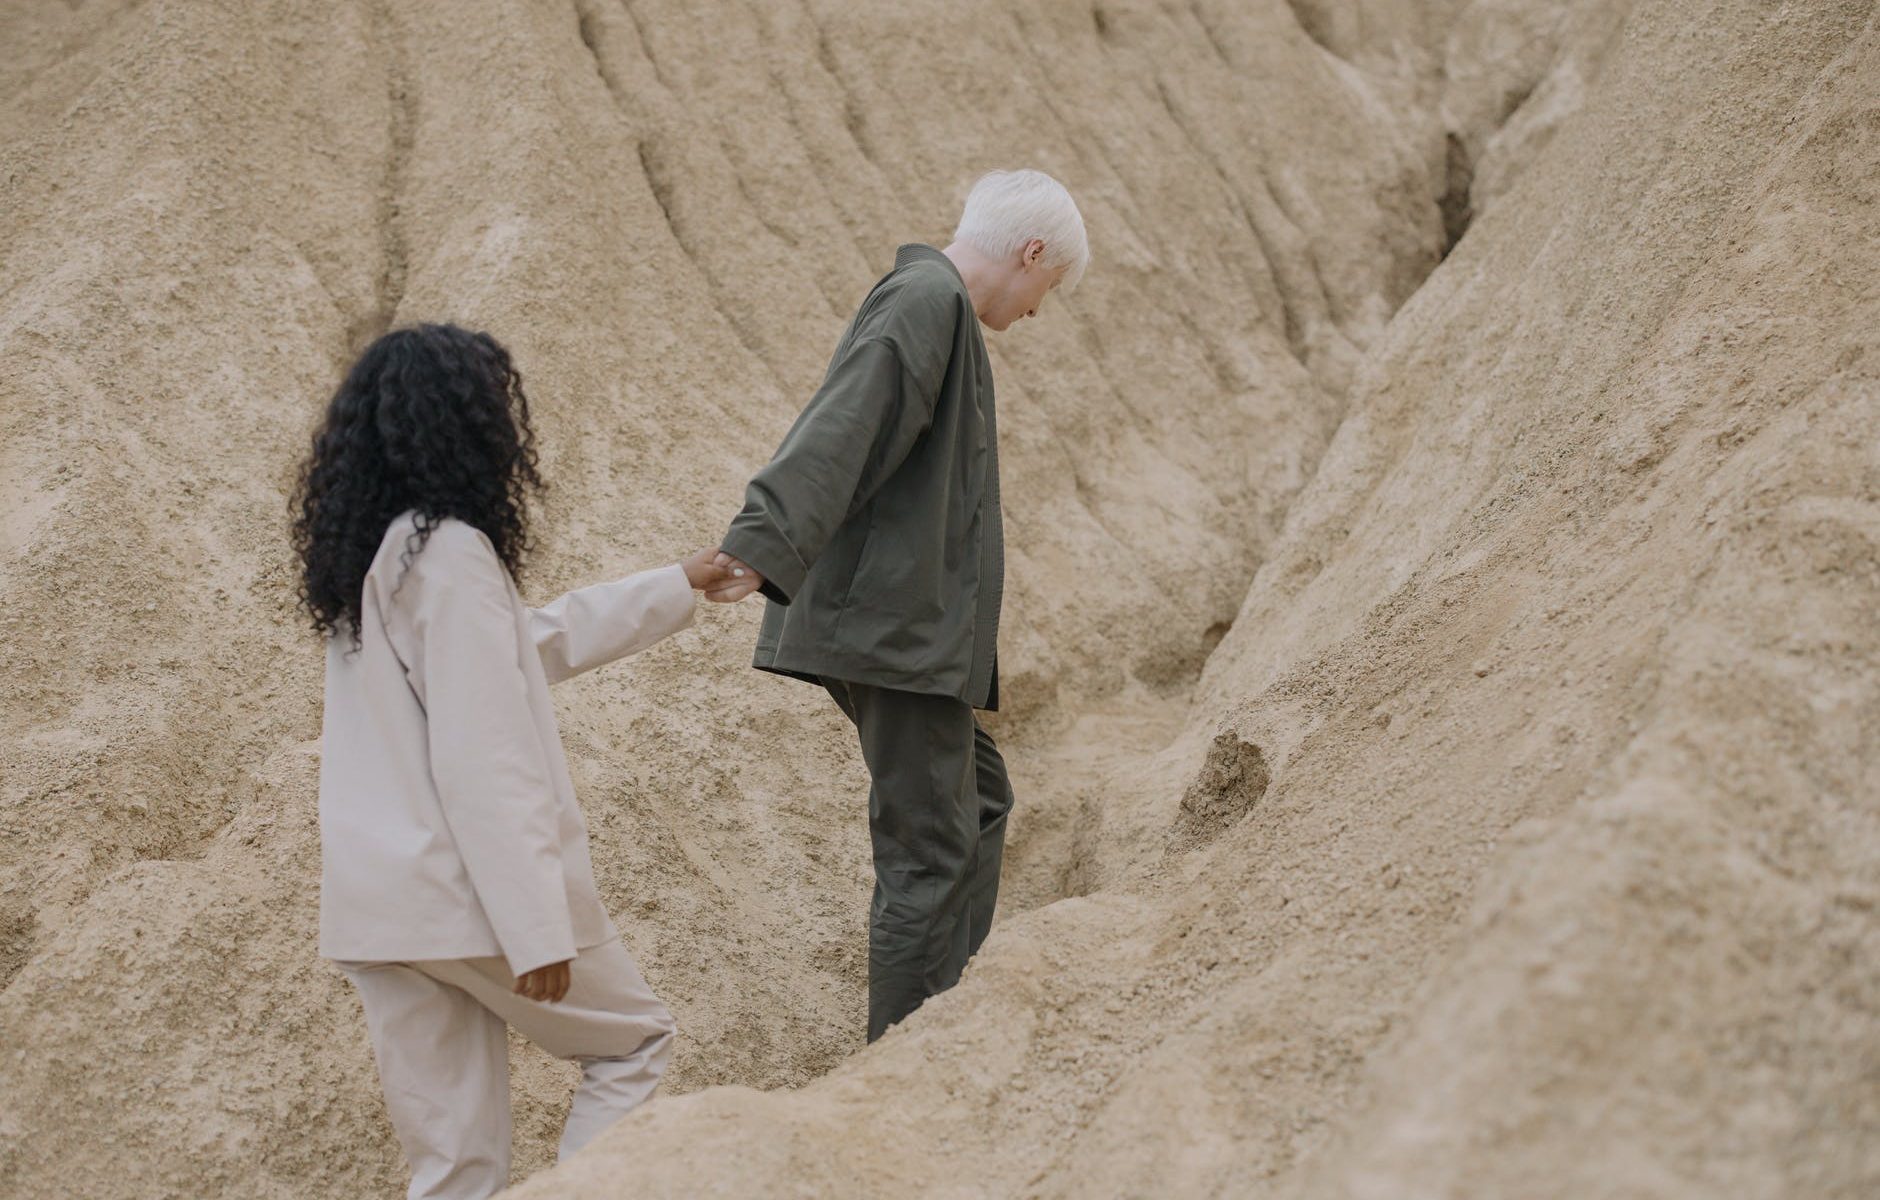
[1173,730,1270,845]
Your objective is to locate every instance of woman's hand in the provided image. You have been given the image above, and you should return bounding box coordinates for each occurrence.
[682,546,764,601]
[682,546,733,591]
[514,959,572,1003]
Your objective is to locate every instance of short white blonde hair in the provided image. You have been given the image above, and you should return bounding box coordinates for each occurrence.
[954,169,1089,293]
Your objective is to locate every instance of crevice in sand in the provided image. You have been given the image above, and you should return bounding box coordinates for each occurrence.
[1024,0,1296,404]
[801,6,881,171]
[631,136,781,381]
[349,0,412,350]
[697,5,809,256]
[740,0,879,278]
[1280,0,1344,61]
[1439,132,1475,256]
[612,0,675,94]
[574,0,787,389]
[1007,7,1165,277]
[1147,72,1324,375]
[634,140,677,234]
[1185,0,1237,68]
[0,903,36,992]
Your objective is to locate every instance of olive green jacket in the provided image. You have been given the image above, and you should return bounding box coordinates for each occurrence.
[720,244,1003,709]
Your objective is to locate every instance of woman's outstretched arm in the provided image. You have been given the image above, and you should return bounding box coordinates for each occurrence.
[527,548,724,684]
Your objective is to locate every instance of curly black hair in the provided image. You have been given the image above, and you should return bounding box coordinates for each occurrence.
[292,323,546,645]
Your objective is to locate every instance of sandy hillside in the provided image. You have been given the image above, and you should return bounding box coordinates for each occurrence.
[2,0,1875,1197]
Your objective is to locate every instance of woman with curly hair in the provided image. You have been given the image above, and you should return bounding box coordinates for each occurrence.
[292,323,732,1199]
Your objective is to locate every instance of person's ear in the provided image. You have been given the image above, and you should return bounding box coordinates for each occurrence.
[1024,238,1045,267]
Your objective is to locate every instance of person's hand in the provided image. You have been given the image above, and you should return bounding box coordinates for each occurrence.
[705,552,765,602]
[514,959,572,1003]
[682,546,734,591]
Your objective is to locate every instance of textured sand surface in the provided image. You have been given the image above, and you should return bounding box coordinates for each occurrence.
[2,0,1875,1197]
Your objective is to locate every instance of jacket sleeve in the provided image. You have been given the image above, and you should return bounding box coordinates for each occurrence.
[527,563,696,685]
[393,521,576,976]
[719,335,937,605]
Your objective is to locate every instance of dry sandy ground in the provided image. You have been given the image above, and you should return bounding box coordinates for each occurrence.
[1,0,1875,1197]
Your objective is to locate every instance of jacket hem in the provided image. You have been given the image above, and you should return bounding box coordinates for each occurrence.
[319,919,617,967]
[752,651,994,708]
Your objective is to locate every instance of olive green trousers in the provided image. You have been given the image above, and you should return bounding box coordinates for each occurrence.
[821,678,1016,1042]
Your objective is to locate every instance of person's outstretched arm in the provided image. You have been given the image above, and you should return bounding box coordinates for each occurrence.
[718,333,940,605]
[526,549,725,685]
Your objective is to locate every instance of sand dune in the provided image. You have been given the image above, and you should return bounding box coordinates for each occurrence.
[2,1,1874,1196]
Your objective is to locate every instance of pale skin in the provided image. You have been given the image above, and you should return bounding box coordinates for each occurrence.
[706,236,1068,601]
[512,546,745,1003]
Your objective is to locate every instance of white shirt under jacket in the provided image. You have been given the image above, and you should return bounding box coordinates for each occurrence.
[317,512,695,976]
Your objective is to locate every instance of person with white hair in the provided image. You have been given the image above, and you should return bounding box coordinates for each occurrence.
[710,168,1089,1041]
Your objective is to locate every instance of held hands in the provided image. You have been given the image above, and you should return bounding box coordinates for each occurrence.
[680,546,765,602]
[514,959,571,1003]
[705,552,764,602]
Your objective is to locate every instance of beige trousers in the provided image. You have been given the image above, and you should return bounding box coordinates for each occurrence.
[339,938,675,1200]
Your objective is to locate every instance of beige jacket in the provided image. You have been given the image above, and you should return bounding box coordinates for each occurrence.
[317,512,695,975]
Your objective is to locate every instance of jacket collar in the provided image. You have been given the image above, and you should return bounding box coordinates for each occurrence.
[896,242,957,276]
